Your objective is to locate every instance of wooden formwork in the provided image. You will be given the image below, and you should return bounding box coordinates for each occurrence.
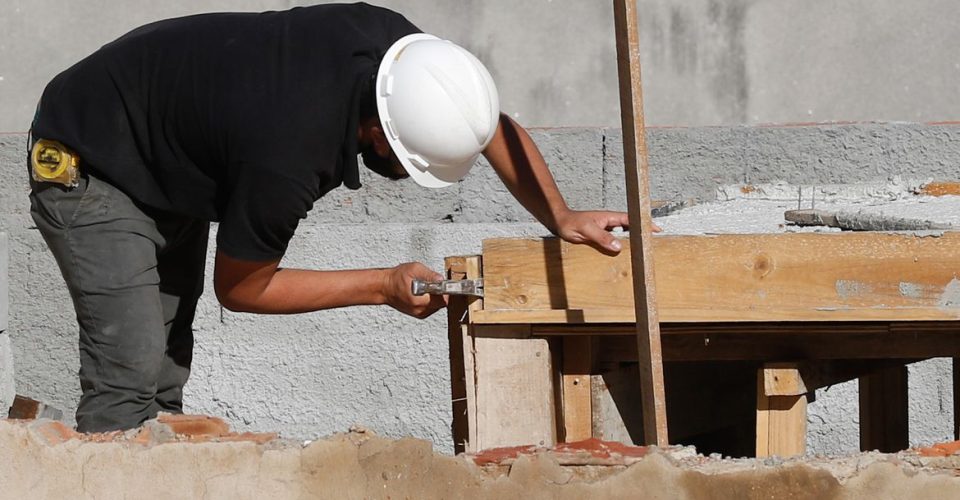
[447,233,960,456]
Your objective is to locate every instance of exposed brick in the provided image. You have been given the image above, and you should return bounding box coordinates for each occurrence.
[918,440,960,457]
[215,431,279,444]
[28,419,79,445]
[157,413,230,438]
[470,438,649,466]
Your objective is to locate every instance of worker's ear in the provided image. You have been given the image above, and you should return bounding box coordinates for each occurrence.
[370,124,392,158]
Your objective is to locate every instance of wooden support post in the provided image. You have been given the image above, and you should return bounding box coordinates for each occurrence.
[613,0,668,447]
[561,336,593,442]
[859,364,909,452]
[756,364,807,457]
[445,256,483,453]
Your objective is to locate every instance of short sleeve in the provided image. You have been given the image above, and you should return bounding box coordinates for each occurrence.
[216,165,317,261]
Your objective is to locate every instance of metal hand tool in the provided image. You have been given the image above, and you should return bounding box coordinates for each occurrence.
[411,278,484,297]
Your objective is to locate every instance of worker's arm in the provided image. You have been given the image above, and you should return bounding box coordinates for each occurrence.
[482,113,657,254]
[213,251,446,318]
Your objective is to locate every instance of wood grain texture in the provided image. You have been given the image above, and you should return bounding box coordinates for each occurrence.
[561,336,593,442]
[763,365,807,396]
[756,369,807,458]
[446,256,484,453]
[613,0,668,447]
[473,326,556,451]
[480,233,960,323]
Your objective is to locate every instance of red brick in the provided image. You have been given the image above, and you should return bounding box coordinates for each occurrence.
[30,420,80,445]
[157,414,230,438]
[918,440,960,457]
[215,432,279,444]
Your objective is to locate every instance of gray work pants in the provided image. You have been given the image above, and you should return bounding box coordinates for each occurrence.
[29,172,209,433]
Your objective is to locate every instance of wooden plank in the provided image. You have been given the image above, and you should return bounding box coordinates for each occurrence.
[480,233,960,322]
[445,256,482,453]
[473,307,960,324]
[532,322,960,337]
[613,0,668,448]
[590,327,960,362]
[473,325,556,450]
[763,364,806,396]
[756,367,807,458]
[561,336,593,442]
[859,364,909,452]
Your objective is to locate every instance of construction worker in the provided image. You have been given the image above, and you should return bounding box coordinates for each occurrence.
[28,3,637,433]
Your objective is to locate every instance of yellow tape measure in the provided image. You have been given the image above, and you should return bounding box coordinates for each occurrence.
[31,139,80,187]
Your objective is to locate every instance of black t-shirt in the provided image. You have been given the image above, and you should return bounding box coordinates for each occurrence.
[33,3,420,260]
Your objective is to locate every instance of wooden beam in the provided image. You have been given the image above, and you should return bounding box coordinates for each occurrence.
[561,336,593,442]
[756,366,807,458]
[613,0,669,448]
[479,233,960,323]
[859,364,909,452]
[588,326,960,362]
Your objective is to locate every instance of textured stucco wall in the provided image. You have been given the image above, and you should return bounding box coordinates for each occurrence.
[1,124,959,454]
[2,0,960,132]
[0,231,12,413]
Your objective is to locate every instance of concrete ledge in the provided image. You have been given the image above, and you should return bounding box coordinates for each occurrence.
[3,419,960,499]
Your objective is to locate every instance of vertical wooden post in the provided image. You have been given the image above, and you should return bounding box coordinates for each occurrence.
[561,336,594,442]
[446,256,483,453]
[613,0,668,446]
[756,365,807,457]
[859,364,909,452]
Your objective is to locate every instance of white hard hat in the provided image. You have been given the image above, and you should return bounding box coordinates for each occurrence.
[376,34,500,188]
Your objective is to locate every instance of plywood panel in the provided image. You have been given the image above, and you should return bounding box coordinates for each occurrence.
[481,233,960,323]
[473,327,556,450]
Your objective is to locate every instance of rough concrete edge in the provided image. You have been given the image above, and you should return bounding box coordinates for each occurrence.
[3,422,960,499]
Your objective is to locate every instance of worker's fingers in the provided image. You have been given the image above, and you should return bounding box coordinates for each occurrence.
[405,262,444,283]
[601,211,630,230]
[578,218,622,254]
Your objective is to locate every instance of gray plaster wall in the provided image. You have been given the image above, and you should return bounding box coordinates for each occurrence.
[0,231,12,414]
[2,0,960,132]
[1,124,959,455]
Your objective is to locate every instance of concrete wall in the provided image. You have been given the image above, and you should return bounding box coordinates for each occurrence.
[0,231,12,413]
[2,123,959,454]
[2,0,960,132]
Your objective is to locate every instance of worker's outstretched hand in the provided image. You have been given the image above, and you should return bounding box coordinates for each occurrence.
[383,262,447,319]
[555,209,661,255]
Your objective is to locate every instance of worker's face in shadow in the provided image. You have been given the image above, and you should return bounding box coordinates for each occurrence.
[360,143,408,180]
[358,119,409,181]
